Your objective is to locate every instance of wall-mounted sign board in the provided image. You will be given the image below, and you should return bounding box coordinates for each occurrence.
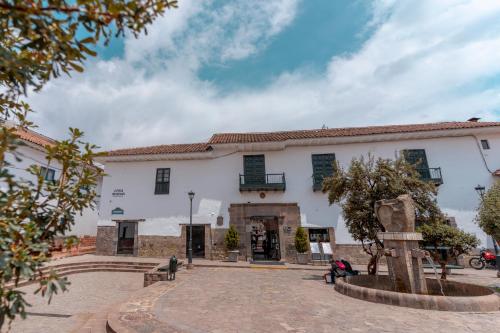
[112,189,126,197]
[112,207,124,215]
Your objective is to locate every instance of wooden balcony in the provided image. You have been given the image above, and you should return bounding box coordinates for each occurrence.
[416,167,443,185]
[239,173,286,191]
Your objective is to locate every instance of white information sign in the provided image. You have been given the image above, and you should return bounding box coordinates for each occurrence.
[322,242,333,255]
[310,242,321,254]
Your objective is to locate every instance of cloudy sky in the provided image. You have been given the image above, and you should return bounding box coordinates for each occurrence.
[28,0,500,149]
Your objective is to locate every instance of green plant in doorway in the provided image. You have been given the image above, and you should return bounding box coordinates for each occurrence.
[224,225,240,251]
[295,227,309,254]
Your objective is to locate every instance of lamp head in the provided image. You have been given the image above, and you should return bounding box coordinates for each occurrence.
[474,185,485,197]
[188,190,195,200]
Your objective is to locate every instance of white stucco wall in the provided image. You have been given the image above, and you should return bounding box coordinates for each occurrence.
[98,132,500,246]
[5,144,100,236]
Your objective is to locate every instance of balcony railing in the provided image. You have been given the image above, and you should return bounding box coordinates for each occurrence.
[239,173,286,191]
[415,167,443,185]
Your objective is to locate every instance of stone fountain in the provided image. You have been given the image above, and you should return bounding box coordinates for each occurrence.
[334,195,499,312]
[374,194,428,294]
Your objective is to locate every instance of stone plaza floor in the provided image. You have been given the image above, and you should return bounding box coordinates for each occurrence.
[4,258,500,333]
[112,267,500,333]
[6,272,145,333]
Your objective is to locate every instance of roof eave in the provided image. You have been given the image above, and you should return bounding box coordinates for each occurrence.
[96,151,214,163]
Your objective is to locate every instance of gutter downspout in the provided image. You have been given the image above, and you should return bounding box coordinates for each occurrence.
[471,135,494,174]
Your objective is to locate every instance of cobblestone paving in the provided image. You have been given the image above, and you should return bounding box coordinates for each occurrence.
[150,268,499,333]
[6,272,144,333]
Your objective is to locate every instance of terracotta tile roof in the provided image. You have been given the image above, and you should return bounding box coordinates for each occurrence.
[208,121,500,144]
[14,128,57,148]
[493,169,500,177]
[106,143,212,156]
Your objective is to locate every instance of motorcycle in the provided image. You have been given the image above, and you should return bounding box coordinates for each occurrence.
[469,248,497,270]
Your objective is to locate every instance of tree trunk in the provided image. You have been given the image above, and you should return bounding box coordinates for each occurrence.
[367,255,378,275]
[440,261,447,280]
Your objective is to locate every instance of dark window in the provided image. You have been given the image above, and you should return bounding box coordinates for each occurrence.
[155,168,170,194]
[308,228,330,242]
[40,166,55,182]
[243,155,265,184]
[312,153,335,188]
[481,139,490,150]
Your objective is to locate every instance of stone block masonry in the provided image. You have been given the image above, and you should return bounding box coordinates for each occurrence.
[96,226,117,256]
[228,203,302,263]
[138,235,185,258]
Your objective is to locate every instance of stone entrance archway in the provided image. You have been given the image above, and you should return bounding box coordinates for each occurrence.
[228,203,301,263]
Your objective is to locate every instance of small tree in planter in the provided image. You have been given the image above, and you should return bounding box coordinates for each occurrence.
[418,223,479,279]
[224,225,240,262]
[295,227,309,264]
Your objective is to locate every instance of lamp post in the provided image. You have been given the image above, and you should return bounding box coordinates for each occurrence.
[475,185,499,276]
[187,191,195,269]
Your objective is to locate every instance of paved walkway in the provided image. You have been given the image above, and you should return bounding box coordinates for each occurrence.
[110,267,500,333]
[6,272,145,333]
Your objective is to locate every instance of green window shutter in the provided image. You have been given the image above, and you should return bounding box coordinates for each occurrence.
[312,154,335,188]
[401,149,430,179]
[243,155,265,184]
[155,168,170,194]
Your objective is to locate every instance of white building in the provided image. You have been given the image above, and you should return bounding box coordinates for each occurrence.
[3,124,101,237]
[94,120,500,262]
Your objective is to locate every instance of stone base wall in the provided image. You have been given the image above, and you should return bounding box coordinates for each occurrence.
[144,270,169,287]
[138,224,212,259]
[138,235,186,258]
[96,226,117,256]
[211,228,228,260]
[334,244,372,265]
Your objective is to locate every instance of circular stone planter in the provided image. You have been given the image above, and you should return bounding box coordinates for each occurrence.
[334,275,499,312]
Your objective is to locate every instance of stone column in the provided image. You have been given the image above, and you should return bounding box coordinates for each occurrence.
[375,195,428,294]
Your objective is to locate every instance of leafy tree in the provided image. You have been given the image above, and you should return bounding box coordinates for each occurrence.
[476,181,500,244]
[0,0,177,328]
[418,223,479,279]
[224,225,240,251]
[294,227,308,254]
[323,155,443,275]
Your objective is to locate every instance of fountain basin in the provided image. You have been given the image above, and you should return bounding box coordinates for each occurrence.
[335,275,499,312]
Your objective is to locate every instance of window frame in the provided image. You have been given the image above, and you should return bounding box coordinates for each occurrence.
[480,139,490,150]
[154,168,171,195]
[40,166,56,182]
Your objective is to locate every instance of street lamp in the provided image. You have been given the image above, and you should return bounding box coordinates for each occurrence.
[474,185,486,198]
[474,185,499,276]
[187,191,195,269]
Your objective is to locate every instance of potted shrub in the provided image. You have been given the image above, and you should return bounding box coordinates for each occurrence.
[295,227,309,264]
[224,225,240,262]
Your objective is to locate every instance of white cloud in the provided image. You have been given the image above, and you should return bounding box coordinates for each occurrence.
[28,0,500,149]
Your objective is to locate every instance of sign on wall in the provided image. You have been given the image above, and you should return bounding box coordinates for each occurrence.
[112,207,124,215]
[112,189,126,197]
